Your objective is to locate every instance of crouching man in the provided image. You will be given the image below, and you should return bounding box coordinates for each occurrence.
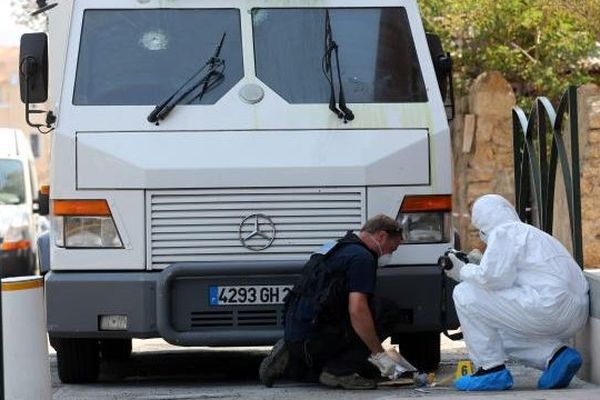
[445,194,589,391]
[259,215,413,389]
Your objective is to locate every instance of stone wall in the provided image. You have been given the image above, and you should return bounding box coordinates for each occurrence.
[451,72,516,251]
[577,85,600,267]
[453,73,600,268]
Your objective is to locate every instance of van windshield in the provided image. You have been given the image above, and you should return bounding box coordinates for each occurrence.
[0,160,25,205]
[252,7,427,104]
[73,9,244,105]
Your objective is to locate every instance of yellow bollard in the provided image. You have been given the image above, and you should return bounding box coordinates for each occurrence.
[455,360,473,380]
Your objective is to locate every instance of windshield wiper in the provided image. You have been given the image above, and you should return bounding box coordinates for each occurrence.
[147,32,227,125]
[322,10,354,123]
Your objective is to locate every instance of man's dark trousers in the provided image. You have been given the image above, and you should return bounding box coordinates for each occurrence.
[285,297,401,379]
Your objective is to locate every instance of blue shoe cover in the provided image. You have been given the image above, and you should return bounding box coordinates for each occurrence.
[538,347,582,389]
[454,368,513,391]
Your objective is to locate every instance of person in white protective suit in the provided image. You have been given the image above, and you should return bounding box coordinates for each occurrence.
[445,194,589,391]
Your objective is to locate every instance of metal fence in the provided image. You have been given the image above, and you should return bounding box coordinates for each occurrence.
[512,86,583,267]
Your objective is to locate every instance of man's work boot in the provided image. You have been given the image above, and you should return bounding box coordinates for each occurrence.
[259,338,289,387]
[538,347,582,389]
[319,371,377,390]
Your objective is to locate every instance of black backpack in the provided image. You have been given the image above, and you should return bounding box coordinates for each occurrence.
[283,231,375,328]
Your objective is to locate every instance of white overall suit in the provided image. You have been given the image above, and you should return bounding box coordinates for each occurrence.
[452,195,589,371]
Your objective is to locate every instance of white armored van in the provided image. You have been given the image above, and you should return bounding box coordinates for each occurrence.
[20,0,459,383]
[0,128,39,277]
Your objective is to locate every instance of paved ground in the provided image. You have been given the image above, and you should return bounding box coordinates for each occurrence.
[51,336,600,399]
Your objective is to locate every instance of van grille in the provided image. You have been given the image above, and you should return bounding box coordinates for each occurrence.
[190,309,282,328]
[147,188,365,269]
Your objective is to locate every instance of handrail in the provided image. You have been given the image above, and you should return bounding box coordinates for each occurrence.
[512,86,583,267]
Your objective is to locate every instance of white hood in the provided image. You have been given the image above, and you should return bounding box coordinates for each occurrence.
[75,129,430,189]
[471,194,520,235]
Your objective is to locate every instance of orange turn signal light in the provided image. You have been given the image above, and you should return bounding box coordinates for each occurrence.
[400,195,452,213]
[53,200,111,216]
[1,240,31,251]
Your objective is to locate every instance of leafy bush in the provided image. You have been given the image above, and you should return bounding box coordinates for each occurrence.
[419,0,599,103]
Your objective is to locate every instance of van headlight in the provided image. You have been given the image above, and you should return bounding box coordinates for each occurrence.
[398,212,450,243]
[396,195,451,244]
[52,200,123,249]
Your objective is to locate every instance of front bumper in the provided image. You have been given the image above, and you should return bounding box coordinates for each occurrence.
[45,263,459,345]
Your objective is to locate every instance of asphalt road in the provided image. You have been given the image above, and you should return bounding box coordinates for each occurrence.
[50,337,600,400]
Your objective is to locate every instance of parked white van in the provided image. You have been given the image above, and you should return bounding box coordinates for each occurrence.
[20,0,460,383]
[0,128,39,276]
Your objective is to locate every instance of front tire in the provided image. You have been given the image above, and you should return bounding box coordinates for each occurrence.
[394,332,441,372]
[55,338,100,383]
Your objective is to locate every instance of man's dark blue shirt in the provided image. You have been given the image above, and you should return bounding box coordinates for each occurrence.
[284,235,377,342]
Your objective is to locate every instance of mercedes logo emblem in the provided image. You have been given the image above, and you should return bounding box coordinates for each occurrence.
[239,214,276,251]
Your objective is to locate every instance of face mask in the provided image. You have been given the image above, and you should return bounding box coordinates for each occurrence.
[378,254,393,267]
[479,230,488,243]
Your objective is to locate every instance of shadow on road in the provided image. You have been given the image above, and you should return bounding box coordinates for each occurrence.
[97,349,269,384]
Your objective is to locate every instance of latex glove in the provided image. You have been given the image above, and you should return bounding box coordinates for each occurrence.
[368,349,417,379]
[368,352,397,378]
[385,348,417,377]
[444,253,464,282]
[467,249,483,265]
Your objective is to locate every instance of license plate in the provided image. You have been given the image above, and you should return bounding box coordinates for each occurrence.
[209,285,292,306]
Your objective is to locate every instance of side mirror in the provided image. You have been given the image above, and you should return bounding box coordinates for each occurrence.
[19,32,48,104]
[426,33,455,121]
[19,33,55,132]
